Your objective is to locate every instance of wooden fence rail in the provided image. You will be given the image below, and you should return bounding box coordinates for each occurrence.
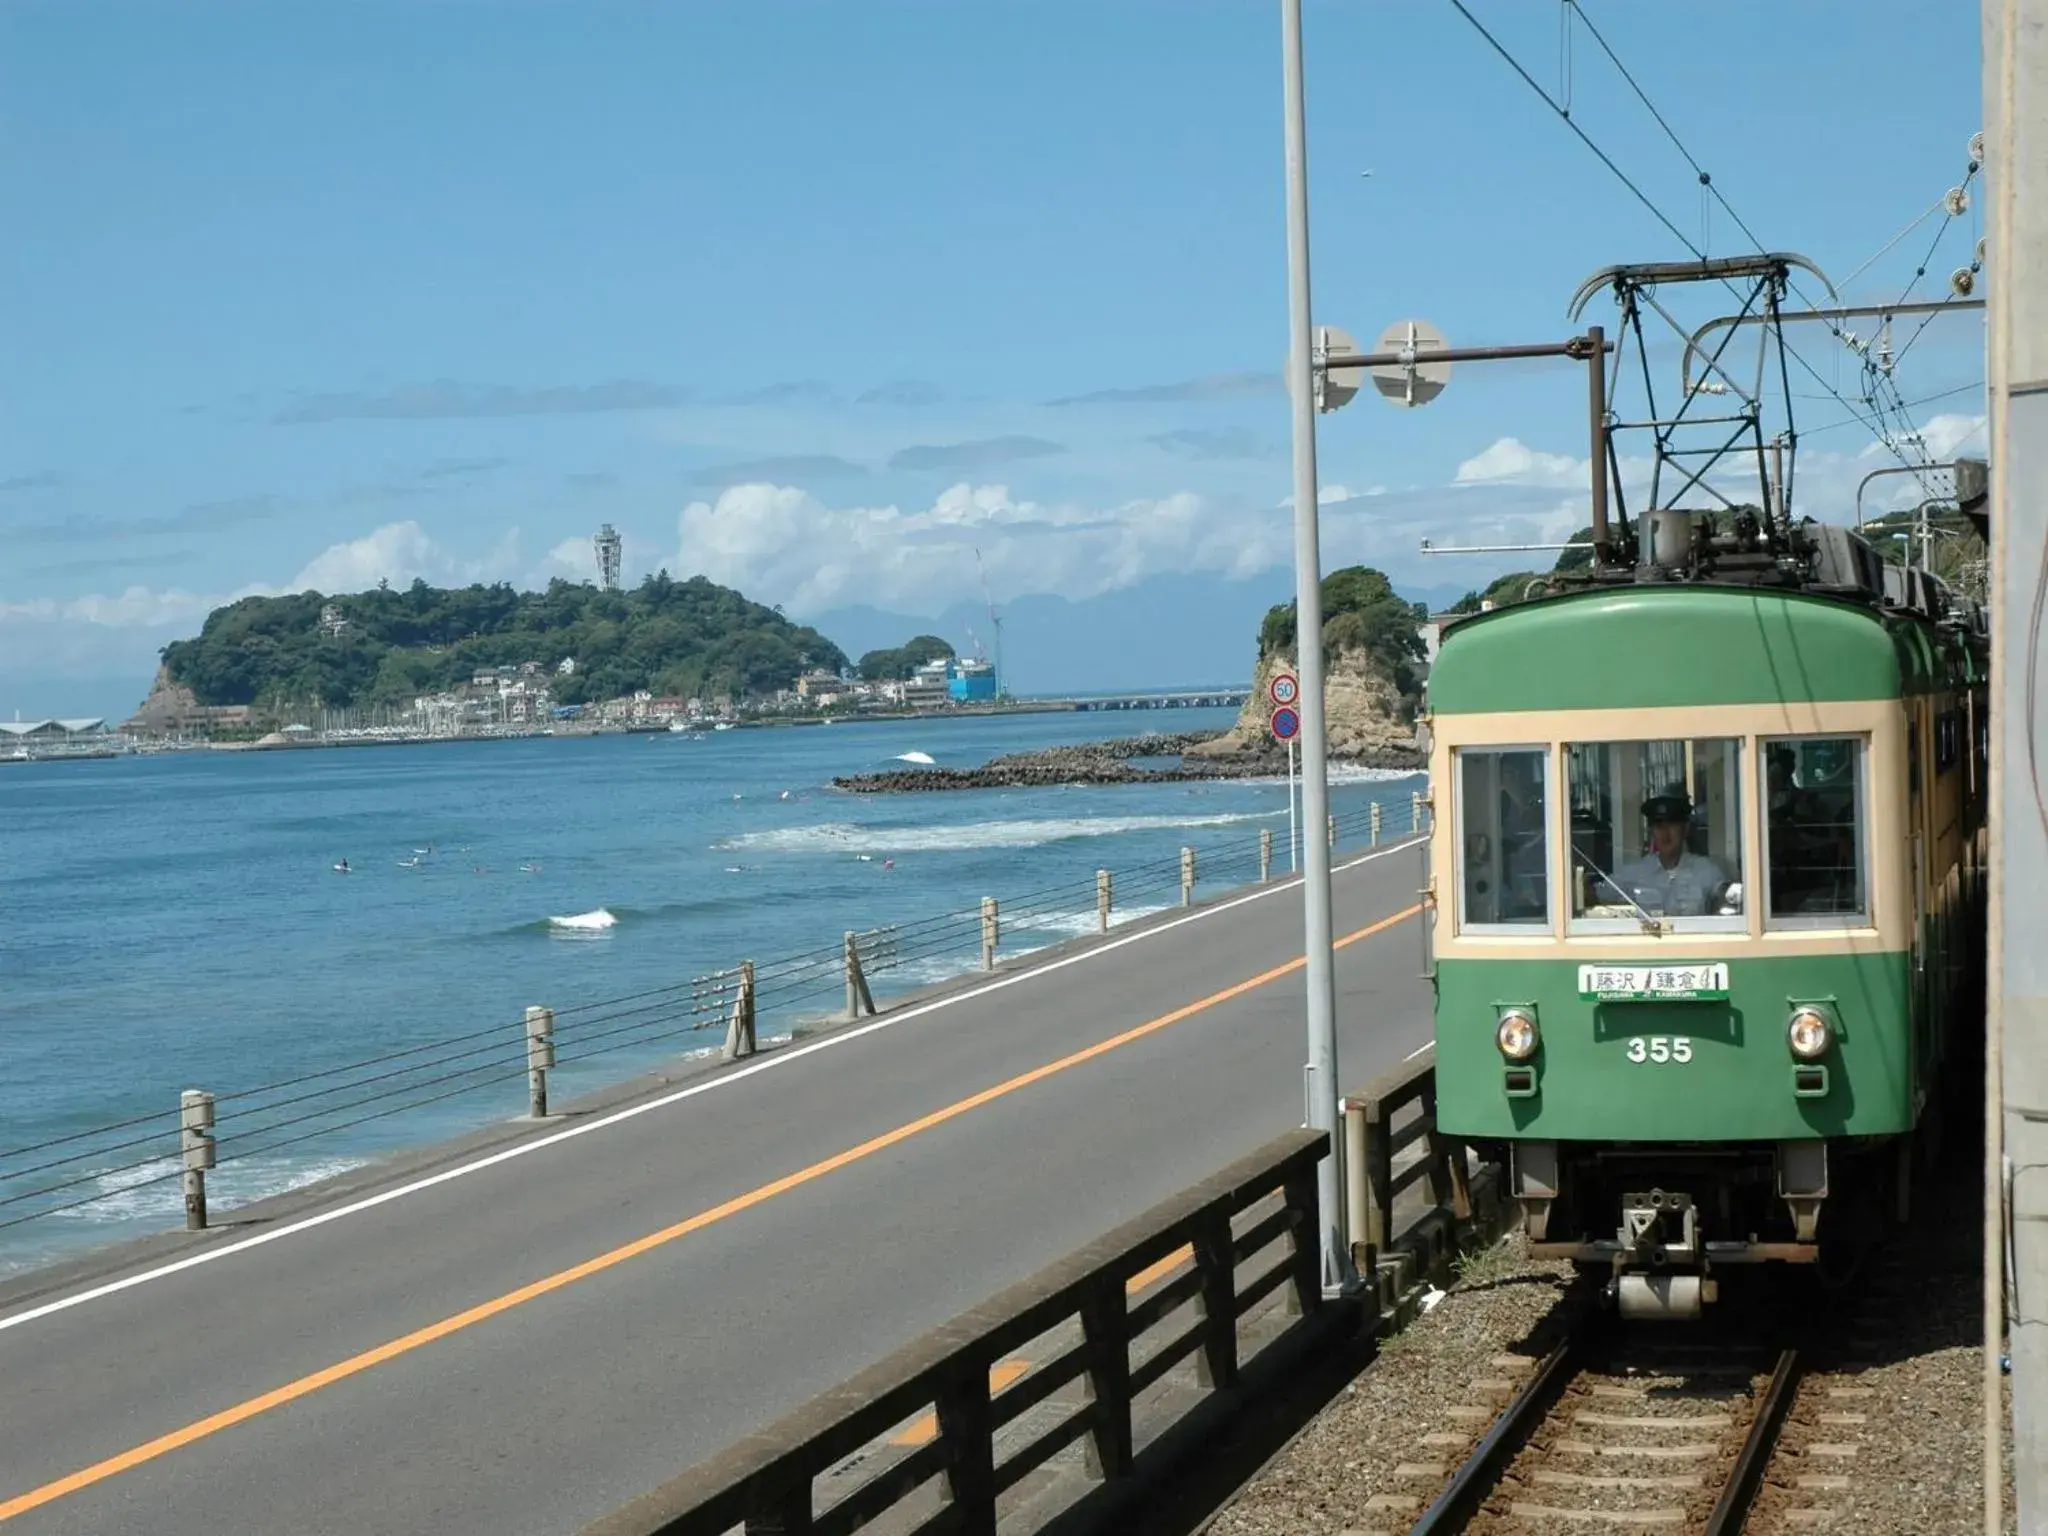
[578,1130,1329,1536]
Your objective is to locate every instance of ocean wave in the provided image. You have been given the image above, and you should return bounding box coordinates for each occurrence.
[893,751,937,766]
[717,811,1278,856]
[549,908,618,932]
[46,1153,368,1227]
[1005,902,1174,940]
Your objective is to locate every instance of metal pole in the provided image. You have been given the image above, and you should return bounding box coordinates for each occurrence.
[1587,323,1610,562]
[1288,737,1299,874]
[1279,0,1346,1292]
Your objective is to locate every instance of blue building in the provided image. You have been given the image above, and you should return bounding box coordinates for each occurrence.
[948,658,997,703]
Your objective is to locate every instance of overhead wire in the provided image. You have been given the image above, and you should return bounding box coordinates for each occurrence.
[1456,0,1958,494]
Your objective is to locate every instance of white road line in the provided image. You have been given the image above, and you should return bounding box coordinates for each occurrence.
[1404,1042,1433,1061]
[0,837,1424,1334]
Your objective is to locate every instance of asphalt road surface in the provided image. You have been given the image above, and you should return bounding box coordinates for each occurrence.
[0,841,1432,1536]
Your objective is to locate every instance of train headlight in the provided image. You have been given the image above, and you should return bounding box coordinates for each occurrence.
[1787,1008,1832,1061]
[1496,1007,1540,1061]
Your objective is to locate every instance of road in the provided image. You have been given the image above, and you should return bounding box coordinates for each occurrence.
[0,842,1431,1536]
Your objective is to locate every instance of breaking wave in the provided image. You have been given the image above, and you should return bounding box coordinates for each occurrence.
[40,1154,368,1228]
[717,811,1277,856]
[549,908,618,932]
[892,751,937,766]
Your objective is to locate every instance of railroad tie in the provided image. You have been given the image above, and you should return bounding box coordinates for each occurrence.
[1552,1438,1719,1460]
[1573,1410,1736,1430]
[1529,1470,1706,1491]
[1506,1500,1687,1525]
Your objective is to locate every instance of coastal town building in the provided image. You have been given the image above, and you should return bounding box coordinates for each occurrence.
[902,658,953,711]
[948,658,997,704]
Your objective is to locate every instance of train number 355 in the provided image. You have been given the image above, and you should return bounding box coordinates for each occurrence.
[1625,1036,1693,1064]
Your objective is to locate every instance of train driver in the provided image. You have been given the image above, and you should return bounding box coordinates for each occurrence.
[1609,791,1730,916]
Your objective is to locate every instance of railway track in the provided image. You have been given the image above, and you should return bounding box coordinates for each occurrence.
[1398,1310,1802,1535]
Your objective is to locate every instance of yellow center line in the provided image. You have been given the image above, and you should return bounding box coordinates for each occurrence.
[0,902,1420,1524]
[1124,1242,1195,1295]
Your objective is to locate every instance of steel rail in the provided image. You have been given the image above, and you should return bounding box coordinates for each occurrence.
[1406,1324,1590,1534]
[1705,1347,1803,1534]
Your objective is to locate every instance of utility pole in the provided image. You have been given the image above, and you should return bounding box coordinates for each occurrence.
[1278,0,1347,1292]
[1985,2,2044,1529]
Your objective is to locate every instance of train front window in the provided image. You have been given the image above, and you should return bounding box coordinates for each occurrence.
[1566,738,1745,929]
[1456,747,1551,930]
[1763,736,1869,924]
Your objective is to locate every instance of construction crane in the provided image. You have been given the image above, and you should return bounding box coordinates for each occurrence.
[972,548,1005,700]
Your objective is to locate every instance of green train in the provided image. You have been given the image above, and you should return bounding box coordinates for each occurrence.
[1426,511,1988,1317]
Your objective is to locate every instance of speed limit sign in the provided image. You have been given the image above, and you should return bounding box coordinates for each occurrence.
[1269,672,1299,708]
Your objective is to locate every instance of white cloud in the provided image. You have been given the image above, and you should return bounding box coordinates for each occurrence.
[1918,412,1988,462]
[0,522,531,640]
[1453,438,1587,488]
[675,480,1292,615]
[543,537,598,582]
[288,520,523,593]
[0,584,269,631]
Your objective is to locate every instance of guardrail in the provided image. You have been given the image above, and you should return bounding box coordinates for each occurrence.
[1342,1047,1488,1327]
[579,1129,1330,1536]
[0,792,1432,1246]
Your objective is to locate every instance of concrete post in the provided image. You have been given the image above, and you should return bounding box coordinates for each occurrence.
[843,930,877,1021]
[723,962,757,1060]
[524,1005,555,1119]
[1412,789,1424,834]
[1986,9,2048,1524]
[981,897,999,971]
[1260,827,1273,883]
[1096,869,1112,934]
[180,1089,215,1231]
[1180,846,1196,907]
[1327,813,1337,851]
[1371,802,1382,847]
[1342,1096,1369,1277]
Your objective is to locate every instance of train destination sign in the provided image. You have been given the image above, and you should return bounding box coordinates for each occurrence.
[1577,963,1729,1002]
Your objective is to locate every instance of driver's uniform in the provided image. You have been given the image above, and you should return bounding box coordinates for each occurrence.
[1607,851,1730,917]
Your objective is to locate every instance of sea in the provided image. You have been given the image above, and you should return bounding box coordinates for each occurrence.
[0,709,1422,1273]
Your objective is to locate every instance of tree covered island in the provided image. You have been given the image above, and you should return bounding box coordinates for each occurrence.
[159,574,849,712]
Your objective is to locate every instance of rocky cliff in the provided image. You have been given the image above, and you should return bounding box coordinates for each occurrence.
[1186,647,1422,768]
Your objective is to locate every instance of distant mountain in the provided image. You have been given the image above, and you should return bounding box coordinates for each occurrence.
[807,569,1469,695]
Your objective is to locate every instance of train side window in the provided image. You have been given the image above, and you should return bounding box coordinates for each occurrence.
[1762,736,1869,925]
[1456,747,1551,931]
[1565,737,1745,930]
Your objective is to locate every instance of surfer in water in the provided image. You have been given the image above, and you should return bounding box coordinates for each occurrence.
[334,859,350,874]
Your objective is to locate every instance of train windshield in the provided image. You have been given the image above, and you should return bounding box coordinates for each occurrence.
[1565,737,1745,929]
[1763,736,1869,923]
[1456,747,1551,929]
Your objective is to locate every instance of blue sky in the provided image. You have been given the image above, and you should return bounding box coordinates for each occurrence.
[0,1,1988,715]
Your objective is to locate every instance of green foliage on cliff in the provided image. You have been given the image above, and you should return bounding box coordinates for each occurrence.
[160,574,849,710]
[1257,566,1427,711]
[856,635,956,681]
